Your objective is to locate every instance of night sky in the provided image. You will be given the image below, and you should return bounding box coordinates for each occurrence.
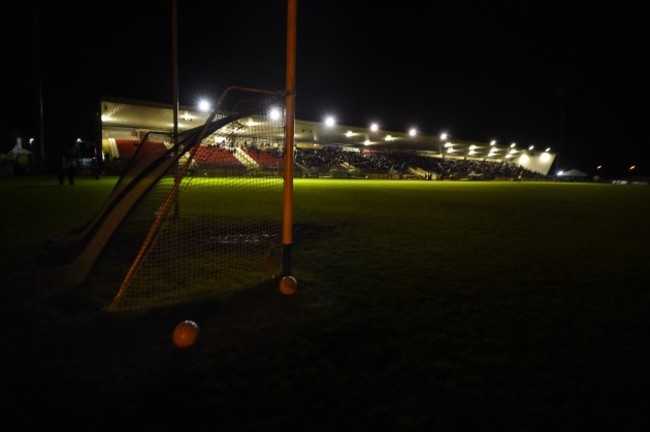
[4,0,649,176]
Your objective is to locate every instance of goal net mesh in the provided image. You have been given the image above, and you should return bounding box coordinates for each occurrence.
[107,89,285,312]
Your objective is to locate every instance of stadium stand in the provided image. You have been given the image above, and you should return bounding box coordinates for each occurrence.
[241,146,283,169]
[99,98,556,181]
[193,145,244,167]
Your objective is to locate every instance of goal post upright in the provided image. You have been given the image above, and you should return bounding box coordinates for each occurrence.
[282,0,297,279]
[171,0,181,218]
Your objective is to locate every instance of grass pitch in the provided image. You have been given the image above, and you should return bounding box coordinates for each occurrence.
[1,175,649,430]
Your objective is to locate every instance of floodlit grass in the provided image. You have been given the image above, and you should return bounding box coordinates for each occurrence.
[1,175,649,430]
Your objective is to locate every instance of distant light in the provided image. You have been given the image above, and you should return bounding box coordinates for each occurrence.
[198,100,211,112]
[490,140,497,146]
[519,154,529,165]
[545,147,551,152]
[345,130,355,137]
[384,134,395,141]
[597,165,602,170]
[510,142,516,148]
[370,122,379,132]
[29,138,34,144]
[76,138,82,143]
[324,116,336,127]
[268,107,282,121]
[558,170,564,176]
[440,132,448,141]
[629,165,636,171]
[528,145,534,151]
[363,139,372,146]
[469,144,476,150]
[408,128,417,137]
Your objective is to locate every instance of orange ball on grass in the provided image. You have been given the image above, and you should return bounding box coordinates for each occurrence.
[172,320,199,348]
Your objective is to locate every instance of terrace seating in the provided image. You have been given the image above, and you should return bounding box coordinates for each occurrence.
[103,141,548,180]
[292,146,549,180]
[193,145,244,167]
[241,147,283,169]
[114,139,139,159]
[114,139,168,160]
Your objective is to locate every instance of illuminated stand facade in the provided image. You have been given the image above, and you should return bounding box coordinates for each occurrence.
[99,97,556,177]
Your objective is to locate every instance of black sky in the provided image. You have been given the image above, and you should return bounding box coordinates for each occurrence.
[4,0,649,176]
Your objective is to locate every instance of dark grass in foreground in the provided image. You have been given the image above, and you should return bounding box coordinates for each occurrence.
[1,176,650,430]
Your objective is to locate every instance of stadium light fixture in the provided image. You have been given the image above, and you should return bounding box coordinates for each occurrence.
[268,107,282,121]
[440,132,448,141]
[408,128,417,137]
[324,116,336,127]
[198,99,211,112]
[370,122,379,132]
[490,139,497,146]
